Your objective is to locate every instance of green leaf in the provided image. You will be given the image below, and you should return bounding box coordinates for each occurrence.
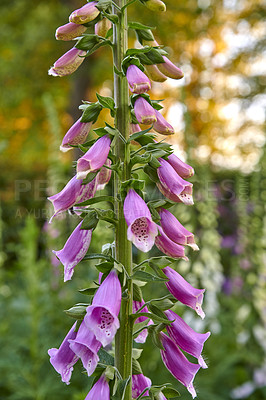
[105,27,113,39]
[135,29,155,44]
[128,126,152,143]
[128,21,155,30]
[75,34,101,51]
[105,365,116,380]
[133,319,149,334]
[131,312,171,325]
[103,12,119,24]
[114,65,123,77]
[81,170,98,183]
[132,358,143,375]
[132,270,168,283]
[126,46,153,56]
[64,305,87,319]
[79,285,99,296]
[161,387,181,398]
[83,253,112,261]
[81,210,99,230]
[112,377,131,400]
[133,284,143,302]
[132,348,143,360]
[96,93,115,110]
[151,298,174,311]
[148,324,165,350]
[95,261,114,273]
[77,195,114,207]
[81,102,103,123]
[143,165,159,183]
[148,304,168,321]
[95,208,118,224]
[98,348,114,366]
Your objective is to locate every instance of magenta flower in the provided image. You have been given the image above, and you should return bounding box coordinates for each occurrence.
[84,270,121,346]
[157,56,184,79]
[69,2,100,25]
[134,97,157,125]
[68,321,101,376]
[85,375,110,400]
[155,226,188,260]
[157,158,194,205]
[159,208,199,251]
[96,159,112,191]
[55,22,87,41]
[48,47,86,77]
[145,64,167,82]
[60,117,92,152]
[133,299,153,343]
[132,374,151,399]
[163,266,205,319]
[53,221,92,282]
[95,18,112,37]
[76,135,111,179]
[160,333,200,399]
[48,174,97,221]
[48,322,79,385]
[126,65,151,94]
[165,310,210,368]
[123,189,158,252]
[153,110,174,135]
[167,153,194,179]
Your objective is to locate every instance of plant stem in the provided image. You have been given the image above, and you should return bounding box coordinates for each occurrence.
[112,1,133,398]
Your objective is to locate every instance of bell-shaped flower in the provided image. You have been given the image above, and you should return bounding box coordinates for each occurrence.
[85,375,110,400]
[84,270,121,346]
[68,321,101,376]
[48,47,86,77]
[167,153,194,179]
[155,226,188,260]
[53,221,92,282]
[160,332,200,399]
[134,97,157,125]
[55,22,87,41]
[123,189,158,252]
[153,110,174,135]
[163,266,206,319]
[126,65,151,94]
[48,174,97,221]
[133,299,153,343]
[145,64,167,82]
[69,2,100,24]
[48,322,79,385]
[76,135,111,180]
[96,159,112,191]
[165,310,210,369]
[95,17,112,37]
[132,374,151,399]
[159,208,199,251]
[157,158,194,205]
[60,117,92,152]
[157,56,184,79]
[144,0,166,12]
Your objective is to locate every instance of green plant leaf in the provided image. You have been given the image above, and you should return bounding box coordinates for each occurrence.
[64,305,87,319]
[81,102,103,123]
[96,93,115,110]
[132,358,143,375]
[77,195,114,207]
[98,348,114,366]
[132,270,168,282]
[81,210,99,230]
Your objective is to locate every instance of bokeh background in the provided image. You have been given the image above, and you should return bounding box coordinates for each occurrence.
[0,0,265,399]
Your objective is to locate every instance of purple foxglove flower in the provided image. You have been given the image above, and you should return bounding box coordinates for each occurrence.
[165,310,210,368]
[144,0,166,12]
[85,375,110,400]
[153,110,174,135]
[96,159,112,191]
[160,332,200,399]
[48,322,79,384]
[157,158,194,205]
[155,226,188,260]
[132,374,151,399]
[55,22,87,41]
[48,47,86,77]
[95,17,112,37]
[126,65,151,94]
[157,56,184,79]
[76,135,111,180]
[133,299,153,343]
[145,64,167,82]
[123,189,158,252]
[48,174,97,221]
[159,208,199,251]
[68,321,101,376]
[69,2,100,25]
[84,270,121,346]
[167,153,194,179]
[53,221,92,282]
[134,97,157,125]
[60,118,93,152]
[163,266,205,319]
[130,123,142,134]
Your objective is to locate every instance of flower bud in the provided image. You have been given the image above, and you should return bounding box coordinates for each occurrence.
[167,153,194,179]
[157,56,184,79]
[48,47,86,77]
[60,117,92,152]
[95,17,112,37]
[134,97,157,125]
[55,22,87,41]
[69,2,100,24]
[153,110,174,135]
[144,0,166,12]
[145,64,167,82]
[126,65,151,94]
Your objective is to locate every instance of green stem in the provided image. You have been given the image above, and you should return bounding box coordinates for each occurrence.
[112,1,133,398]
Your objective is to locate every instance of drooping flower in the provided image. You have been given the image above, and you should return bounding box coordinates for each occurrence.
[157,56,184,79]
[155,226,188,260]
[48,47,86,77]
[48,322,79,384]
[165,309,210,369]
[159,208,199,251]
[84,270,121,346]
[133,299,153,343]
[123,189,158,252]
[160,332,200,399]
[167,153,194,179]
[69,2,100,25]
[76,135,111,180]
[68,320,101,376]
[144,0,166,12]
[163,266,205,319]
[157,158,194,205]
[134,97,157,125]
[48,174,97,221]
[132,374,151,399]
[145,64,167,82]
[126,65,151,94]
[55,22,87,41]
[60,117,92,152]
[95,17,112,37]
[85,375,110,400]
[153,110,174,135]
[96,159,112,191]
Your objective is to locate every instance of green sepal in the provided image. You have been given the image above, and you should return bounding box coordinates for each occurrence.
[103,12,119,24]
[80,102,103,123]
[138,48,167,65]
[64,305,87,319]
[81,210,99,230]
[79,284,99,296]
[95,208,118,225]
[151,99,164,111]
[148,155,161,169]
[96,0,112,11]
[132,358,143,375]
[135,29,155,44]
[130,153,152,167]
[83,253,112,261]
[148,324,166,350]
[133,283,143,302]
[121,55,144,75]
[105,27,114,39]
[126,46,153,57]
[75,34,101,51]
[94,261,114,273]
[96,93,115,111]
[148,304,168,321]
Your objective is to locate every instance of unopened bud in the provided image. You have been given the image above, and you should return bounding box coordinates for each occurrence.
[69,2,100,24]
[48,47,86,77]
[145,64,167,82]
[55,22,87,41]
[95,18,112,37]
[144,0,166,12]
[157,56,184,79]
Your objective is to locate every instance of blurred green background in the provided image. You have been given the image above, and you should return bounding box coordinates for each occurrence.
[0,0,265,399]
